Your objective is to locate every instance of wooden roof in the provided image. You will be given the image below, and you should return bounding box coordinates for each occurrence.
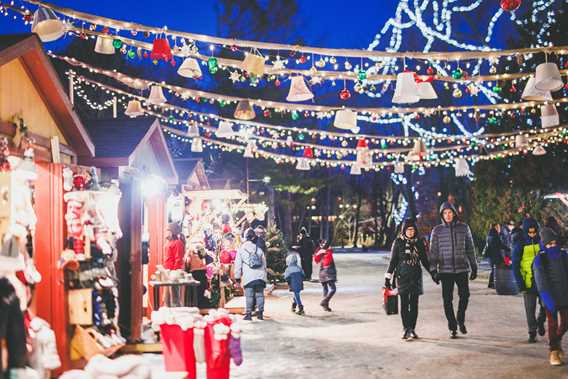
[81,117,178,185]
[0,34,94,157]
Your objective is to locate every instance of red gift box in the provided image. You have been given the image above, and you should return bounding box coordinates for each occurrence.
[160,324,196,379]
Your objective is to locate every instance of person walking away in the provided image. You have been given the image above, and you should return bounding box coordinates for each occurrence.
[429,202,478,339]
[298,228,315,281]
[314,240,337,312]
[512,218,546,343]
[234,228,267,321]
[483,223,508,289]
[385,219,432,340]
[284,249,305,315]
[163,223,185,306]
[533,227,568,366]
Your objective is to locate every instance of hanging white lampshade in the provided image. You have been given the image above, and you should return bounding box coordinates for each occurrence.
[124,100,144,118]
[191,138,203,153]
[540,104,559,128]
[333,109,359,133]
[243,141,256,158]
[515,134,529,149]
[147,85,167,105]
[350,164,362,175]
[454,158,471,177]
[287,76,314,102]
[532,145,547,156]
[356,150,372,170]
[534,62,564,92]
[32,6,65,42]
[178,58,202,79]
[234,100,255,120]
[417,81,438,100]
[394,162,405,174]
[296,158,311,171]
[392,72,420,104]
[94,35,115,55]
[407,139,427,161]
[521,76,553,101]
[216,121,235,138]
[242,52,265,77]
[186,124,200,138]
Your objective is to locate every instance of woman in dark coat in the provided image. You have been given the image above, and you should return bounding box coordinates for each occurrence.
[385,219,431,340]
[483,223,509,289]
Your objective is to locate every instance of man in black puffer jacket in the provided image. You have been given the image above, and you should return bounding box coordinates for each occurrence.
[429,202,478,339]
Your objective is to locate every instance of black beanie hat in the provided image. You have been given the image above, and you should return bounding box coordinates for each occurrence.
[401,218,418,237]
[540,227,558,246]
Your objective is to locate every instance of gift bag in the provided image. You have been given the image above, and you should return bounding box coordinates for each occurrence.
[160,324,197,379]
[383,287,398,315]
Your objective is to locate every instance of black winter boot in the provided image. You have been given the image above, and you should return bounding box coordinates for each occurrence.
[257,312,264,321]
[297,305,305,316]
[459,324,468,335]
[291,303,297,313]
[243,313,252,321]
[528,332,537,343]
[538,320,546,337]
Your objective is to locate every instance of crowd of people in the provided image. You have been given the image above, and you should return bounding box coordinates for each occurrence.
[383,202,568,367]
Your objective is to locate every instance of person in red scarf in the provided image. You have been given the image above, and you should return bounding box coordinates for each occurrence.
[314,240,337,312]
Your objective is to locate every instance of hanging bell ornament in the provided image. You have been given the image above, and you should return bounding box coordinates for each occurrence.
[315,58,326,68]
[330,57,337,64]
[339,88,352,100]
[344,61,352,70]
[208,57,219,74]
[489,66,497,74]
[451,68,463,80]
[500,0,522,12]
[443,115,451,124]
[452,88,463,98]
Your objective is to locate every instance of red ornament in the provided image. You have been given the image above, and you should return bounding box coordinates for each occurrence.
[426,66,435,76]
[23,13,32,22]
[73,175,86,190]
[263,110,271,118]
[339,88,351,100]
[303,147,314,159]
[500,0,521,12]
[170,58,177,67]
[356,139,368,149]
[230,45,239,52]
[102,26,110,34]
[564,83,568,90]
[509,84,517,93]
[150,37,173,61]
[299,55,307,64]
[274,79,281,87]
[564,61,568,69]
[143,51,149,58]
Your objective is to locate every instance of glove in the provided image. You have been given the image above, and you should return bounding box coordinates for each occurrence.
[430,270,440,285]
[470,268,477,281]
[384,278,391,289]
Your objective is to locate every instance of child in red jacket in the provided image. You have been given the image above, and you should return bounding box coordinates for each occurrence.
[314,240,337,312]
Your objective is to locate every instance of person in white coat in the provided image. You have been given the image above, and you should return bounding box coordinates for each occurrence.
[235,228,267,321]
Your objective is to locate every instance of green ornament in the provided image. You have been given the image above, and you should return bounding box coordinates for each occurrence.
[219,100,226,107]
[208,57,218,74]
[291,110,300,121]
[380,140,388,149]
[127,50,136,59]
[168,115,175,123]
[451,68,463,80]
[298,133,305,141]
[358,70,367,81]
[112,39,123,49]
[492,85,502,93]
[488,116,498,125]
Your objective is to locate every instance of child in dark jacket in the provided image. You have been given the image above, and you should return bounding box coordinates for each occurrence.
[284,250,305,315]
[533,227,568,366]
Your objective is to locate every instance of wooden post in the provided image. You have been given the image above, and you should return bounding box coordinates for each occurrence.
[147,193,166,314]
[34,162,69,373]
